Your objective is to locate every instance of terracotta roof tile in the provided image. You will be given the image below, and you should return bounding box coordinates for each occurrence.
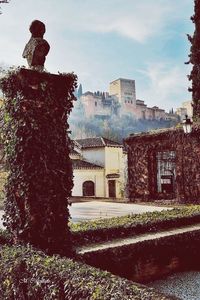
[70,149,80,156]
[75,137,122,149]
[72,159,103,170]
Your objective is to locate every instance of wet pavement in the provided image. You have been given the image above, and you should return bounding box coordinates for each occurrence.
[0,201,172,228]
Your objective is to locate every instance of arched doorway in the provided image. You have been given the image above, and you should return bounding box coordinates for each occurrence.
[83,181,95,196]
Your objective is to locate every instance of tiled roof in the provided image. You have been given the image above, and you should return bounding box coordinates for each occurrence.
[75,137,122,149]
[70,149,80,156]
[72,159,103,170]
[125,126,185,142]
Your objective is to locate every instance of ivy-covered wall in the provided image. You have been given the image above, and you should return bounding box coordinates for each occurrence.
[0,68,77,255]
[125,126,200,202]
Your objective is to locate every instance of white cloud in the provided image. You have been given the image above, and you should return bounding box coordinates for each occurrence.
[138,62,192,110]
[57,1,172,43]
[54,0,192,43]
[0,0,193,110]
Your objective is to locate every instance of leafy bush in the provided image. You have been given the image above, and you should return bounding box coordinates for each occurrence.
[71,206,200,246]
[0,244,173,300]
[0,229,10,245]
[1,205,200,248]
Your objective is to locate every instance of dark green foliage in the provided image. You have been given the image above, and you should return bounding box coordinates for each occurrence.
[187,0,200,121]
[71,206,200,246]
[0,229,10,245]
[0,67,77,255]
[1,205,200,248]
[80,228,200,285]
[0,244,173,300]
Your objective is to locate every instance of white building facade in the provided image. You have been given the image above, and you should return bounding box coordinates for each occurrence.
[70,137,127,199]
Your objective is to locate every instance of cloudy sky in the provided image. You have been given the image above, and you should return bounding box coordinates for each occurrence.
[0,0,194,111]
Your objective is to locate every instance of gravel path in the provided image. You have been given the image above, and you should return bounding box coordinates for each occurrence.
[148,271,200,300]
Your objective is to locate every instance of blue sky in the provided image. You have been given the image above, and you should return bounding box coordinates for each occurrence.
[0,0,194,111]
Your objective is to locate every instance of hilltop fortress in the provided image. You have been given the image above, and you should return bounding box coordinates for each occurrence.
[76,78,179,122]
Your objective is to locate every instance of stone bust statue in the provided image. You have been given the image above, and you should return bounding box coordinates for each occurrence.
[22,20,50,72]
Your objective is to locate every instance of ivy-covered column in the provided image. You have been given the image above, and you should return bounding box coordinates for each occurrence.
[0,68,77,255]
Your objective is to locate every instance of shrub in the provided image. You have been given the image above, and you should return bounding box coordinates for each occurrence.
[1,206,200,248]
[0,244,173,300]
[71,205,200,246]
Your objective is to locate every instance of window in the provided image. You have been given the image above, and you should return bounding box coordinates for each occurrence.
[156,151,176,194]
[83,181,95,196]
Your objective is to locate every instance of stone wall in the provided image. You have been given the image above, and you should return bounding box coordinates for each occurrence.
[125,125,200,202]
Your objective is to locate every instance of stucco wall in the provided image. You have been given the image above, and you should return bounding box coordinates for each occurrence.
[82,148,105,167]
[104,147,126,198]
[72,169,105,197]
[74,146,127,199]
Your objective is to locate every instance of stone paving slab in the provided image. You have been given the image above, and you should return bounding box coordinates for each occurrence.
[78,223,200,254]
[69,201,172,223]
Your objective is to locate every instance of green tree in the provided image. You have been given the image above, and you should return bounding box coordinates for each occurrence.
[187,0,200,121]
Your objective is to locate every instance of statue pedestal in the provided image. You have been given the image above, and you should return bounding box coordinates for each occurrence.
[1,68,77,255]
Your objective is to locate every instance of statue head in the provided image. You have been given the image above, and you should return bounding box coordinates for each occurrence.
[22,20,50,71]
[29,20,46,38]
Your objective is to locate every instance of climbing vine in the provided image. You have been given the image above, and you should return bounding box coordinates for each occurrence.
[126,127,200,203]
[0,67,77,255]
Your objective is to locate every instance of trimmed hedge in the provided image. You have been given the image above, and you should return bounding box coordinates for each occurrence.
[1,206,200,248]
[71,205,200,246]
[0,245,174,300]
[79,228,200,285]
[0,229,10,245]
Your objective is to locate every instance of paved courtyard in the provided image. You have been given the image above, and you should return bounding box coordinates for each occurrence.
[0,201,172,228]
[68,201,172,223]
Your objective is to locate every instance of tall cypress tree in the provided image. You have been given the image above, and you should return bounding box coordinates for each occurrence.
[188,0,200,121]
[77,83,83,98]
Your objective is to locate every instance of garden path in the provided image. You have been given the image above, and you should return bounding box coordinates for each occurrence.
[77,223,200,254]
